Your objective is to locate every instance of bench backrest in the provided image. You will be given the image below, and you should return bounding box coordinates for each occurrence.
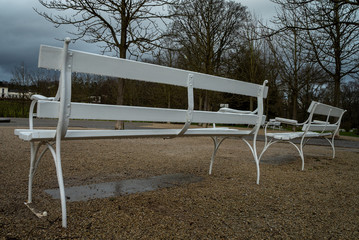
[36,38,268,135]
[39,44,268,97]
[302,101,346,132]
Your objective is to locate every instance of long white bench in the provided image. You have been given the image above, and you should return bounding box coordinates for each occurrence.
[259,101,346,173]
[15,38,268,228]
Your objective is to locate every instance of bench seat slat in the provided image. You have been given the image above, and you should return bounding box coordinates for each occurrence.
[266,131,332,141]
[37,101,264,125]
[15,128,252,141]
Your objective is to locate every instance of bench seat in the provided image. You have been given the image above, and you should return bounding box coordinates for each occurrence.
[15,128,252,141]
[266,131,331,141]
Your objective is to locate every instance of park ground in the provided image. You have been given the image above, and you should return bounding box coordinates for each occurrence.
[0,123,358,239]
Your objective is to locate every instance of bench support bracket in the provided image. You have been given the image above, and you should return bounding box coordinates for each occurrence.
[209,137,227,175]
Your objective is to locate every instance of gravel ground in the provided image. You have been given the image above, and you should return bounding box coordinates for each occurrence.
[1,125,358,239]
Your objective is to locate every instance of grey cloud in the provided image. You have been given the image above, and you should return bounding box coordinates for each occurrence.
[0,0,276,82]
[0,0,100,82]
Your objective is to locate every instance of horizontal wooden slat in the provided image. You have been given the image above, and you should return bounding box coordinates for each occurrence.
[307,101,345,118]
[302,124,338,132]
[266,131,331,140]
[36,101,265,125]
[38,45,268,98]
[275,117,298,125]
[15,128,253,141]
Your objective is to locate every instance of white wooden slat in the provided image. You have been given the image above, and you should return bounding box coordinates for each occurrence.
[307,101,345,117]
[36,101,263,125]
[275,117,298,125]
[305,132,331,137]
[302,124,338,131]
[266,132,303,140]
[15,128,253,141]
[38,45,268,98]
[38,45,62,72]
[266,131,331,141]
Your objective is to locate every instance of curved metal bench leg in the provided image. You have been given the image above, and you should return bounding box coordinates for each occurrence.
[28,141,53,204]
[209,137,226,175]
[242,137,260,185]
[258,138,278,162]
[47,142,67,228]
[325,136,336,158]
[288,141,305,170]
[28,141,48,203]
[28,142,36,204]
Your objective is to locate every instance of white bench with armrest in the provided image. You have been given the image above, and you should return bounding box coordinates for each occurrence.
[259,101,346,174]
[14,38,268,227]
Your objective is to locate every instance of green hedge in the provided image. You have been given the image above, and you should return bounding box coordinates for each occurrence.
[0,99,31,118]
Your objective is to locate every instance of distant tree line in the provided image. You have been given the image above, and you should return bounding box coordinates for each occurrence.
[4,0,358,131]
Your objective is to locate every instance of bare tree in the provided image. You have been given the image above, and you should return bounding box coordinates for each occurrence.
[238,17,268,111]
[168,0,248,113]
[36,0,175,128]
[11,63,30,97]
[271,0,359,107]
[28,68,60,97]
[267,22,326,120]
[10,63,32,116]
[340,80,359,131]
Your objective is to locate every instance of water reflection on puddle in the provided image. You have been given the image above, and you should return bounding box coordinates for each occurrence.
[45,173,203,202]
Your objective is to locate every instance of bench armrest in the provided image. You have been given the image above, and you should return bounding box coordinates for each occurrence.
[218,107,256,114]
[312,120,329,124]
[31,94,55,101]
[274,117,298,125]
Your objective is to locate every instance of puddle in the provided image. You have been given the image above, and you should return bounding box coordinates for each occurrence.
[45,173,203,202]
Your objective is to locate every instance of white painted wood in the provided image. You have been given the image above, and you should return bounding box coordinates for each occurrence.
[38,45,268,97]
[15,128,253,141]
[307,101,345,117]
[274,117,298,125]
[36,101,263,125]
[302,124,338,131]
[266,131,331,140]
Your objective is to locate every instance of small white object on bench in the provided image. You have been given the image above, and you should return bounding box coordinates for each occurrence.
[259,101,346,175]
[14,38,268,228]
[266,119,282,129]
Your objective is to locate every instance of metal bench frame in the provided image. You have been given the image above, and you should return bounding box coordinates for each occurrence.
[259,101,346,175]
[15,38,268,227]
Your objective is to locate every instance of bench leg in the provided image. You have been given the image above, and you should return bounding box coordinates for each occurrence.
[209,137,226,175]
[28,142,36,204]
[261,137,306,171]
[287,141,305,170]
[325,136,336,158]
[26,141,67,227]
[258,138,279,162]
[242,138,260,185]
[46,142,67,228]
[28,141,48,203]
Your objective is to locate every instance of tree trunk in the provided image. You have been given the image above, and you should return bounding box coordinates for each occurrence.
[250,97,254,112]
[115,0,128,130]
[203,90,209,128]
[115,78,125,129]
[333,75,341,107]
[292,90,298,131]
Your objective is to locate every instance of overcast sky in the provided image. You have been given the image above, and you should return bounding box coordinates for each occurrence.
[0,0,277,82]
